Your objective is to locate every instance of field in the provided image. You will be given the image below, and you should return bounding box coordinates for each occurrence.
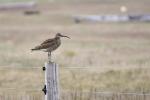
[0,0,150,99]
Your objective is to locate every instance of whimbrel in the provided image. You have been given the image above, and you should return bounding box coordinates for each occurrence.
[31,33,70,61]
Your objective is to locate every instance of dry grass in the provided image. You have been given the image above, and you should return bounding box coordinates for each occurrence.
[0,1,150,95]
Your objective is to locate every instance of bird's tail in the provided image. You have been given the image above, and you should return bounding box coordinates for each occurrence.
[31,45,41,51]
[31,48,37,51]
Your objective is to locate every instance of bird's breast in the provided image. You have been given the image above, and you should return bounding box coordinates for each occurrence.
[46,38,61,52]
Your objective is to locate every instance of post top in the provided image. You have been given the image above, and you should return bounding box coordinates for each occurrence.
[45,61,57,65]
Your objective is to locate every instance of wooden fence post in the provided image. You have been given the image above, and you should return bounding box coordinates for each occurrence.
[44,62,59,100]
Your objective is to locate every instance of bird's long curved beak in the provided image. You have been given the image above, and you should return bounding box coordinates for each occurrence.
[60,35,70,39]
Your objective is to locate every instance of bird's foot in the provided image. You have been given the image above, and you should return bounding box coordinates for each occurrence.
[48,59,53,64]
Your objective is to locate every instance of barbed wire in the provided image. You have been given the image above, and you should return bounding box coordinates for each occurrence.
[62,90,150,95]
[0,88,150,95]
[0,88,42,91]
[0,67,101,70]
[0,66,149,71]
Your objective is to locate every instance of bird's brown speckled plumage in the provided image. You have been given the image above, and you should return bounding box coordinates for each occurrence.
[31,33,70,52]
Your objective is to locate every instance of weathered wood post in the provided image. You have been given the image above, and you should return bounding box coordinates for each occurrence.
[43,61,59,100]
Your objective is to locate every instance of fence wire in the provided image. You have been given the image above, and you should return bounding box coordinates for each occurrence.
[0,90,150,100]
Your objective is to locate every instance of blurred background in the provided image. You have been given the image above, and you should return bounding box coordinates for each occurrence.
[0,0,150,99]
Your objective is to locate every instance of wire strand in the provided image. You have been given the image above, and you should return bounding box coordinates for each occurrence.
[0,88,150,95]
[0,67,100,70]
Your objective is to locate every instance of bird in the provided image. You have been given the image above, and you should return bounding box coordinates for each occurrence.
[31,33,70,61]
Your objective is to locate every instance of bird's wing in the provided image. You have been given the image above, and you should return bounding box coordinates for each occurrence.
[32,41,55,50]
[41,38,54,45]
[31,38,57,51]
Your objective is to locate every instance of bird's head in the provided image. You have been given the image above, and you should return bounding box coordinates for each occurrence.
[56,33,70,39]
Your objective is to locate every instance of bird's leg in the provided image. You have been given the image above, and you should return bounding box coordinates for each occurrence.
[48,52,51,63]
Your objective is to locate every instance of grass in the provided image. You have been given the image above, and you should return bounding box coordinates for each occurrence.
[0,1,149,96]
[60,68,150,92]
